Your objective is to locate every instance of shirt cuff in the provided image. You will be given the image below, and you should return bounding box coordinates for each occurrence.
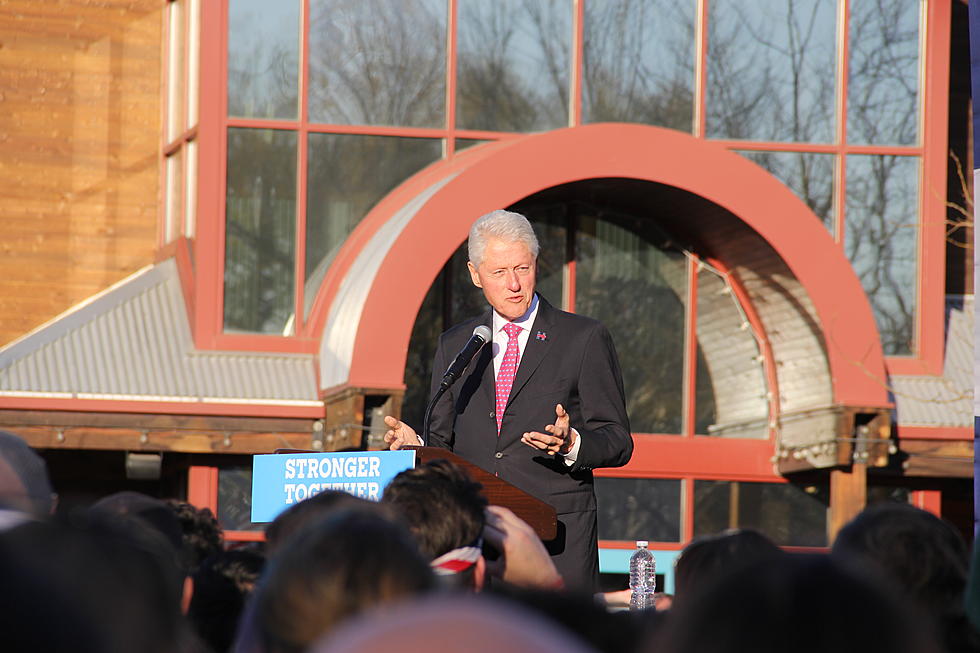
[561,428,582,466]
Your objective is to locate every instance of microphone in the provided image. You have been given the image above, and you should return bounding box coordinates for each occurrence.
[423,325,492,445]
[440,325,492,390]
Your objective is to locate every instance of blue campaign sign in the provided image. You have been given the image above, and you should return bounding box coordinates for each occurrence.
[250,450,416,523]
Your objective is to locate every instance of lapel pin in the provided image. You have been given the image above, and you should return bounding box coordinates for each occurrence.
[536,331,547,341]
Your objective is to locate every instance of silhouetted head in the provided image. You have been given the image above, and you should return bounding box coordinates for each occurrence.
[833,503,978,652]
[659,553,935,653]
[264,489,379,555]
[0,430,54,517]
[673,529,783,602]
[312,594,597,653]
[255,508,435,653]
[188,544,265,653]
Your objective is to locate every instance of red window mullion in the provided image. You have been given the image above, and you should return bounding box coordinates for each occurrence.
[683,256,698,437]
[693,0,709,138]
[293,0,311,334]
[569,0,584,127]
[564,211,577,313]
[445,0,458,155]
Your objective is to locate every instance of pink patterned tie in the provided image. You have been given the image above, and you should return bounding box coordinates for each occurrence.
[495,322,522,434]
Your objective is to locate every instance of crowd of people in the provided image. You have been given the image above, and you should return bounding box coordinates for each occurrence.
[1,428,979,653]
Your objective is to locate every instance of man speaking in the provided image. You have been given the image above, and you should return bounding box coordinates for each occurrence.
[384,209,633,591]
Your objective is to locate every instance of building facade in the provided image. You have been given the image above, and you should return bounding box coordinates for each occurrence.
[0,0,972,587]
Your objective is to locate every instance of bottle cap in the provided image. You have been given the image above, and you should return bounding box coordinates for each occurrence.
[636,540,648,548]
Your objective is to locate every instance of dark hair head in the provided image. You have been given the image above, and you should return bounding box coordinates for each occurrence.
[165,499,224,573]
[255,508,435,653]
[381,459,487,559]
[1,509,188,653]
[833,503,978,651]
[381,460,487,589]
[0,430,53,516]
[188,544,266,653]
[659,554,935,653]
[264,489,378,555]
[91,491,184,556]
[673,529,783,601]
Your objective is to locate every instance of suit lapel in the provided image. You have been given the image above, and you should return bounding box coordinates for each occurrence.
[506,297,556,406]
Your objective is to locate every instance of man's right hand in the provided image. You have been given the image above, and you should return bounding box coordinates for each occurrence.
[382,415,420,450]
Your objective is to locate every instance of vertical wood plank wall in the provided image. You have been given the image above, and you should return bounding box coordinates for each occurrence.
[0,1,163,346]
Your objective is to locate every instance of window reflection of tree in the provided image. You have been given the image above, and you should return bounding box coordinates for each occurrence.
[846,155,918,355]
[302,135,442,315]
[307,0,445,127]
[707,0,836,142]
[224,129,296,335]
[847,1,919,146]
[582,0,695,131]
[844,3,920,354]
[456,0,570,132]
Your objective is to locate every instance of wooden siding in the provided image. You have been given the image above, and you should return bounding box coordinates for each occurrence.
[0,1,163,346]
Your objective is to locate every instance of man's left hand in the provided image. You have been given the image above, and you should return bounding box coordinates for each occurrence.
[521,403,575,456]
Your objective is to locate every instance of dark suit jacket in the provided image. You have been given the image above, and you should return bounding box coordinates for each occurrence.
[426,295,633,515]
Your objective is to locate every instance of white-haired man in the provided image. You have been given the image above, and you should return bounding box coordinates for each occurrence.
[385,209,633,591]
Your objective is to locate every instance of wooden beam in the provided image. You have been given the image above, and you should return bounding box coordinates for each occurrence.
[898,439,973,477]
[829,464,867,542]
[0,409,316,434]
[5,425,316,455]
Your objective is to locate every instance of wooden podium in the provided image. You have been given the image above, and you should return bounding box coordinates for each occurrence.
[406,446,557,541]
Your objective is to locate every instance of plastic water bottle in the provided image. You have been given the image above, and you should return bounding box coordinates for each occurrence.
[629,540,656,610]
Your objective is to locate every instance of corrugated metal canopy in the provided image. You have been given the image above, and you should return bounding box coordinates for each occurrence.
[0,259,319,406]
[890,297,973,428]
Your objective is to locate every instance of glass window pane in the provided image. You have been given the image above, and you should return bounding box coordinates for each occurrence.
[456,0,571,132]
[576,214,686,434]
[521,208,567,310]
[454,138,490,153]
[694,480,828,547]
[596,477,682,542]
[448,246,490,327]
[737,151,836,235]
[228,0,299,119]
[166,0,185,141]
[845,155,919,355]
[583,0,695,131]
[308,0,446,127]
[186,0,200,129]
[403,264,447,431]
[164,153,183,243]
[303,135,443,314]
[183,141,198,238]
[847,2,920,145]
[695,267,769,438]
[706,0,837,142]
[218,467,263,531]
[224,128,297,335]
